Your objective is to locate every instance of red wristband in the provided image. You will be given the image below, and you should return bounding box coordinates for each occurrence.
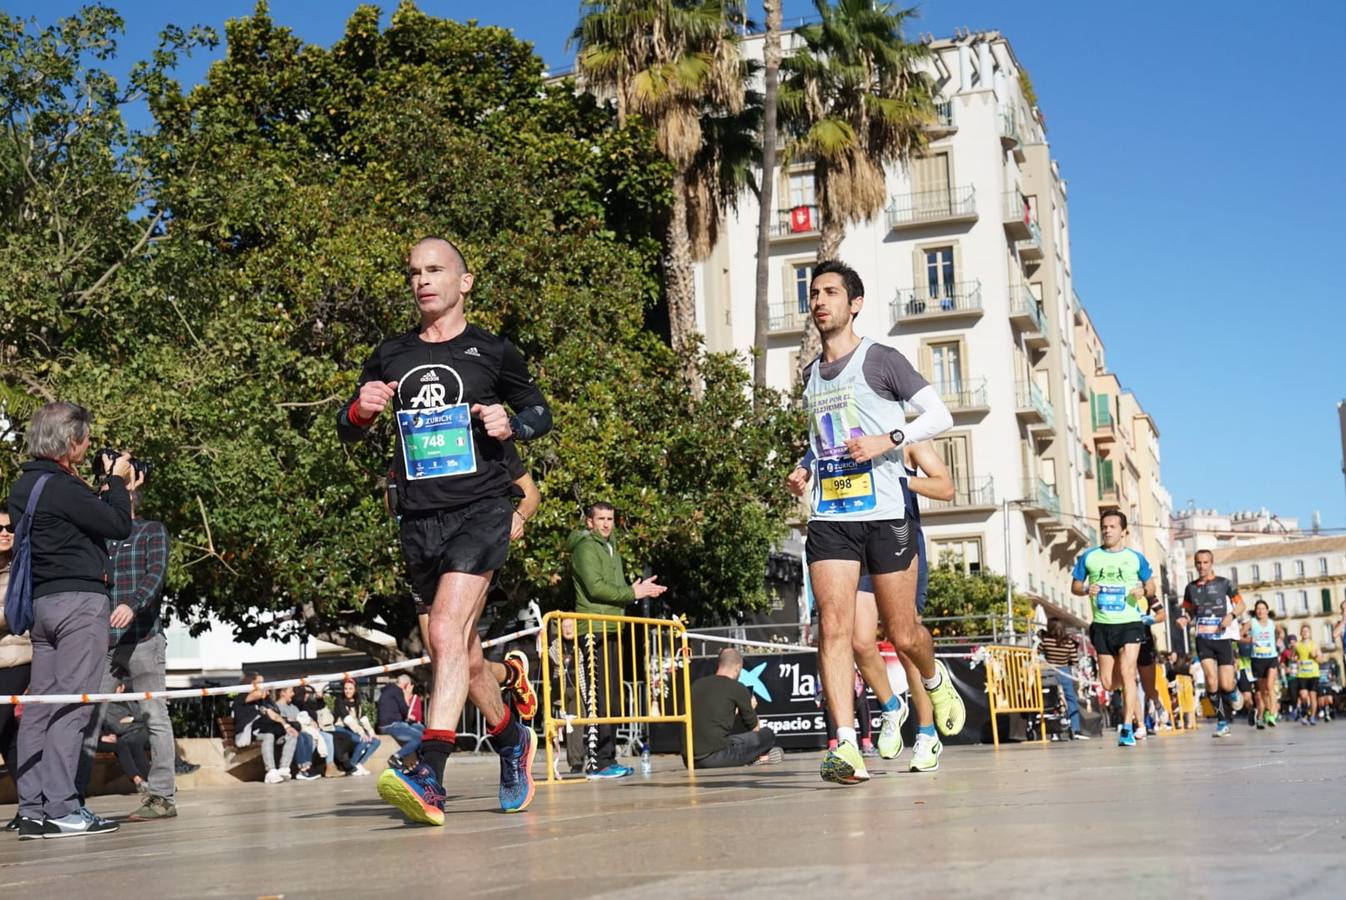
[347,398,374,428]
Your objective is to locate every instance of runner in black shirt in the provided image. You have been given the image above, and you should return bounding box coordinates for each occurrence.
[338,237,551,823]
[1178,549,1245,738]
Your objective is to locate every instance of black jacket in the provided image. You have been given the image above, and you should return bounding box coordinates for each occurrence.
[6,459,132,599]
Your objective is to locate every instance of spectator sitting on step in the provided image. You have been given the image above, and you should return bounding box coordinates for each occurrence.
[377,674,425,768]
[333,679,380,776]
[98,685,154,799]
[688,648,781,769]
[232,672,297,784]
[274,685,325,781]
[300,683,356,776]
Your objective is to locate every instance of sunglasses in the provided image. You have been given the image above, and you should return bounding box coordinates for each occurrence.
[0,523,13,534]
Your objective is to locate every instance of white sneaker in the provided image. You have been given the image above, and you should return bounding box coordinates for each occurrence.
[1072,732,1090,741]
[280,771,293,781]
[1134,725,1147,740]
[1230,692,1244,713]
[264,769,284,784]
[353,764,371,777]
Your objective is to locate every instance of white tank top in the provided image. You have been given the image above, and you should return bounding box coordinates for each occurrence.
[804,338,907,521]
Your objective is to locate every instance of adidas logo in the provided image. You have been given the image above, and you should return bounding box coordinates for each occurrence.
[420,371,440,383]
[464,346,481,357]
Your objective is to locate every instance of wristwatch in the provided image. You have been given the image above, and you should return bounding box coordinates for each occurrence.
[888,428,905,447]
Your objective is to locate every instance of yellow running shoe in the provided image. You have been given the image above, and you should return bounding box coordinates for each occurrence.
[909,732,942,772]
[819,740,870,785]
[376,763,446,826]
[928,660,966,736]
[877,695,908,760]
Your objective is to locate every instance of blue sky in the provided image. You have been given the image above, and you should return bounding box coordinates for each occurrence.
[9,1,1346,530]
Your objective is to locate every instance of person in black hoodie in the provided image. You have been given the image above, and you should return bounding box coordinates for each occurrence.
[6,402,132,839]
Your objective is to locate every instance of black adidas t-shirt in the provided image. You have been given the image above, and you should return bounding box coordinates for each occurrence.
[338,324,547,513]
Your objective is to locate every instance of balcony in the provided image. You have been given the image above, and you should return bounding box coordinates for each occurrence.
[1008,284,1047,348]
[904,377,989,417]
[999,106,1020,149]
[1072,289,1086,325]
[891,280,983,323]
[1016,219,1044,262]
[1098,482,1120,505]
[1015,380,1055,432]
[1021,478,1061,519]
[769,204,820,242]
[923,475,997,516]
[1083,447,1095,479]
[766,301,809,334]
[885,185,977,231]
[1073,364,1088,397]
[923,100,955,135]
[1002,190,1036,241]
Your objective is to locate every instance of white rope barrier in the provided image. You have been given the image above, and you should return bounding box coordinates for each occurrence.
[0,625,542,706]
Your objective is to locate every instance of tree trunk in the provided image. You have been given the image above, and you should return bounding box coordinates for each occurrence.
[798,200,846,382]
[665,168,700,383]
[752,0,782,404]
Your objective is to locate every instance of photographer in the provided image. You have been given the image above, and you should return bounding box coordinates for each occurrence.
[7,401,131,839]
[77,468,174,821]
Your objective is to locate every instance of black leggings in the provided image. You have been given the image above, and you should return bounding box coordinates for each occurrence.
[112,724,152,781]
[0,664,31,782]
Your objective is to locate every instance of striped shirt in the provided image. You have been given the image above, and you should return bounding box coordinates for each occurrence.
[108,518,170,647]
[1039,633,1078,667]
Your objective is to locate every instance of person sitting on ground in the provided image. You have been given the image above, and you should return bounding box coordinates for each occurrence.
[688,648,780,769]
[377,674,425,768]
[333,679,380,776]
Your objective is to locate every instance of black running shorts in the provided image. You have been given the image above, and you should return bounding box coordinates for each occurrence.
[1088,621,1147,657]
[400,495,512,602]
[1138,633,1156,668]
[1297,676,1318,694]
[1250,657,1277,679]
[807,517,918,576]
[1195,637,1235,666]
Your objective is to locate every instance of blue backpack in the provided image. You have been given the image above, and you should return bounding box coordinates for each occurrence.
[3,473,54,636]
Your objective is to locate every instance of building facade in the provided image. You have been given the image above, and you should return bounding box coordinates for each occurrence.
[695,29,1173,629]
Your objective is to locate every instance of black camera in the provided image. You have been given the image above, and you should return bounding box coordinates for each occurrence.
[92,447,153,484]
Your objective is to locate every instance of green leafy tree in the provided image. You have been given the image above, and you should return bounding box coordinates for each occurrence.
[923,559,1033,641]
[778,0,935,375]
[1,2,804,659]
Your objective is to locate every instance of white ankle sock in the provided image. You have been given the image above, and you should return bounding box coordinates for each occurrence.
[837,727,857,747]
[921,669,943,691]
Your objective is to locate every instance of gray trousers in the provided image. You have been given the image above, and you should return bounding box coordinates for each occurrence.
[694,728,776,769]
[16,592,110,820]
[80,632,176,800]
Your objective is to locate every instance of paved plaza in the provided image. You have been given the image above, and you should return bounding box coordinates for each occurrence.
[2,724,1343,899]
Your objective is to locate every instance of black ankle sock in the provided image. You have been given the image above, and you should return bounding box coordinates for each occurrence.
[489,709,522,751]
[419,739,454,782]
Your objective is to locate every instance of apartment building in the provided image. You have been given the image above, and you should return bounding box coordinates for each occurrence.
[694,29,1160,627]
[1214,535,1346,679]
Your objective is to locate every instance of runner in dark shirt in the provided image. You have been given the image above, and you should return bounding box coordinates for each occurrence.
[337,236,551,824]
[1177,549,1244,737]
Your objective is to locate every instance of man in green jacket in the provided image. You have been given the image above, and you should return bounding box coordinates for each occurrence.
[567,502,666,778]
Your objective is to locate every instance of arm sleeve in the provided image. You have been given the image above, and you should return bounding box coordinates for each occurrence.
[797,447,816,470]
[336,346,384,443]
[900,385,954,445]
[738,684,759,730]
[68,476,133,540]
[863,345,951,444]
[125,523,170,612]
[498,340,552,441]
[571,541,637,604]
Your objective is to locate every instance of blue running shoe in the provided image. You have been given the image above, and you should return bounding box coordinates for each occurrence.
[377,762,446,826]
[1214,721,1231,738]
[1117,727,1136,747]
[498,722,536,813]
[586,763,633,780]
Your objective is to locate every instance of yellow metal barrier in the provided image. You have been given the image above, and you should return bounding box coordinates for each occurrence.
[540,611,694,782]
[984,645,1047,747]
[1153,665,1181,732]
[1175,674,1198,729]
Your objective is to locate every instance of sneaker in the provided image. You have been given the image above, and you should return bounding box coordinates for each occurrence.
[927,660,966,736]
[1309,717,1317,726]
[296,770,322,781]
[15,816,54,841]
[503,651,539,721]
[1229,692,1244,713]
[175,758,201,776]
[877,698,908,759]
[1118,727,1136,747]
[128,796,177,821]
[586,763,633,780]
[1134,725,1147,741]
[859,742,879,758]
[3,814,19,833]
[1266,713,1278,728]
[264,769,285,784]
[1072,732,1091,741]
[377,763,447,826]
[819,740,869,785]
[757,746,785,765]
[909,733,942,772]
[134,780,150,799]
[45,809,119,838]
[498,722,536,813]
[1256,719,1266,730]
[353,764,371,777]
[387,755,405,771]
[1214,721,1231,738]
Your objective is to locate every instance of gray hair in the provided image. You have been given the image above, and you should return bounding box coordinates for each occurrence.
[26,402,91,461]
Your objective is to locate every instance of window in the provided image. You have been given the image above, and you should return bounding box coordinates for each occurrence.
[1275,593,1286,616]
[1325,623,1337,648]
[792,263,813,314]
[1273,562,1282,581]
[933,433,972,494]
[925,246,956,302]
[786,171,816,209]
[932,537,982,575]
[1319,557,1329,576]
[928,341,963,396]
[1251,564,1261,581]
[1294,559,1305,578]
[1296,590,1309,614]
[1323,588,1334,615]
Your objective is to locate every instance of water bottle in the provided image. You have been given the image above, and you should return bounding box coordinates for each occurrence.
[640,743,652,777]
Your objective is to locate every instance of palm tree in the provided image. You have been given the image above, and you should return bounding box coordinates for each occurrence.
[573,1,747,357]
[779,0,935,375]
[752,0,782,398]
